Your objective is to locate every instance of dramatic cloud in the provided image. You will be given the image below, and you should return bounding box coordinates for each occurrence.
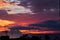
[0,0,59,38]
[8,20,60,34]
[0,0,34,14]
[29,20,60,30]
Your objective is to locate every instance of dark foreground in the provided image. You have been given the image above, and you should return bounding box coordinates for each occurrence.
[0,34,60,40]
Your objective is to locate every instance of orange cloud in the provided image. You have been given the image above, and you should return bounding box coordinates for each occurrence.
[0,27,10,32]
[0,19,15,32]
[19,30,60,34]
[0,19,15,27]
[0,0,16,8]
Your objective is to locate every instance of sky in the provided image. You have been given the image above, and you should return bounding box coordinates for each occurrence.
[0,0,60,38]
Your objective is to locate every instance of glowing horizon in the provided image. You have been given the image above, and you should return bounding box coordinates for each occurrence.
[19,30,60,34]
[0,19,15,27]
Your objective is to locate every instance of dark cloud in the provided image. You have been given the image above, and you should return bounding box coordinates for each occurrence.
[0,10,8,15]
[31,0,59,12]
[9,26,40,35]
[9,20,60,33]
[29,20,60,30]
[9,26,41,31]
[32,0,58,8]
[9,25,49,34]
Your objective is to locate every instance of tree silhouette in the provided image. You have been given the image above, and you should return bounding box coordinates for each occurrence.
[0,36,9,40]
[54,36,60,40]
[44,34,50,40]
[30,36,41,40]
[19,34,29,40]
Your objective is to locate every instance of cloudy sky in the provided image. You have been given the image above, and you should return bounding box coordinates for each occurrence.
[0,0,60,38]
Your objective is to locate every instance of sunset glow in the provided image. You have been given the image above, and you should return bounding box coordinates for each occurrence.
[0,27,10,32]
[0,0,59,36]
[0,19,15,26]
[19,30,60,34]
